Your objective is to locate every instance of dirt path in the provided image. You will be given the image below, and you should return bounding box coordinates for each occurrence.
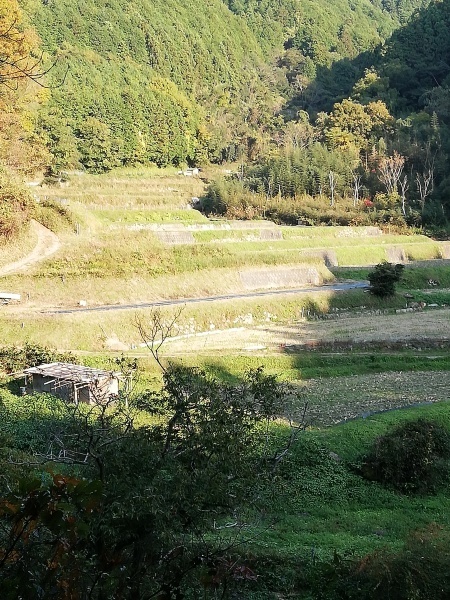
[0,220,60,277]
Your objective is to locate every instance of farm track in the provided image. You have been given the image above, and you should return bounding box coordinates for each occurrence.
[42,282,369,314]
[0,220,60,276]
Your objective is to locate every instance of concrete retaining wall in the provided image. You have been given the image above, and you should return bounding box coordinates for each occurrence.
[154,231,195,245]
[239,266,321,290]
[441,243,450,259]
[386,247,407,263]
[301,249,338,267]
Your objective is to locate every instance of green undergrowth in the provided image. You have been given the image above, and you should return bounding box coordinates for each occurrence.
[173,351,450,381]
[336,264,450,288]
[1,372,450,597]
[91,208,209,224]
[214,404,450,597]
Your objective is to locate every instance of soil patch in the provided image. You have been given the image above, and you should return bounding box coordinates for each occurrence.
[301,370,450,426]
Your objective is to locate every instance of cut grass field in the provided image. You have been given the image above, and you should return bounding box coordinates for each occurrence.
[2,168,449,366]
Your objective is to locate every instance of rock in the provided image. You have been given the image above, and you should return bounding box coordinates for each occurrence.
[104,336,129,351]
[329,452,341,463]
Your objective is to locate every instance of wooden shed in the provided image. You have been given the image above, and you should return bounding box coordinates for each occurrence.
[23,362,121,405]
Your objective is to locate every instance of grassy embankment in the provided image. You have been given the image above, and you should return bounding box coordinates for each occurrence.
[0,168,448,353]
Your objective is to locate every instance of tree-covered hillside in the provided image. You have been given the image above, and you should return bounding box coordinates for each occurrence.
[1,0,446,230]
[20,0,423,173]
[24,0,275,170]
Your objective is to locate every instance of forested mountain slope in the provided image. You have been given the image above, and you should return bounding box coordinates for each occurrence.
[19,0,426,172]
[23,0,271,170]
[204,0,450,228]
[8,0,448,228]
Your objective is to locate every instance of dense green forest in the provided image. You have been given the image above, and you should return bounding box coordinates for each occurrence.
[3,0,449,227]
[205,0,450,229]
[16,0,434,163]
[8,0,447,227]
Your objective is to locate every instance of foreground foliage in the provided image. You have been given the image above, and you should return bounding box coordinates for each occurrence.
[1,368,450,597]
[0,365,300,598]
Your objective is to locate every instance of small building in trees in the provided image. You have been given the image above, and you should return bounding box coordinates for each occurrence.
[23,362,121,404]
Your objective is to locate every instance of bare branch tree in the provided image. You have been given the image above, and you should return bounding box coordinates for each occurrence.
[329,170,337,207]
[399,174,409,217]
[416,168,434,214]
[36,389,135,481]
[378,151,405,195]
[351,171,362,207]
[134,306,184,372]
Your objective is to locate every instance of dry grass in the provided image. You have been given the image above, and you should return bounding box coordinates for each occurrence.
[159,307,450,355]
[0,258,332,308]
[3,295,450,354]
[40,167,207,210]
[0,222,37,268]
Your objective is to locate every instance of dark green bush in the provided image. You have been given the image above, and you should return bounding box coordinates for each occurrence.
[368,261,404,297]
[360,418,450,494]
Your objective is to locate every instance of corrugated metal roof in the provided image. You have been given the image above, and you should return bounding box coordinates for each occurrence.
[23,362,120,383]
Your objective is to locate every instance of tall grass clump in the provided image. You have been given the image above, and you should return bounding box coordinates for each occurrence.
[34,199,78,232]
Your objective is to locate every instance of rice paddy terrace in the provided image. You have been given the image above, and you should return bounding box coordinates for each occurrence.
[1,166,449,356]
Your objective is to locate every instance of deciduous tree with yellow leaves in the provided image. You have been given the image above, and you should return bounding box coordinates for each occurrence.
[0,0,49,174]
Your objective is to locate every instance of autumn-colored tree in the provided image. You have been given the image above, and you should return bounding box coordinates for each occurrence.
[323,98,394,157]
[0,0,49,174]
[0,0,40,88]
[0,166,34,239]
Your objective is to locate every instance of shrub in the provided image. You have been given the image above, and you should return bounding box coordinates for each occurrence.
[310,524,450,599]
[0,343,76,375]
[367,261,404,297]
[34,199,77,233]
[0,167,34,239]
[359,418,450,494]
